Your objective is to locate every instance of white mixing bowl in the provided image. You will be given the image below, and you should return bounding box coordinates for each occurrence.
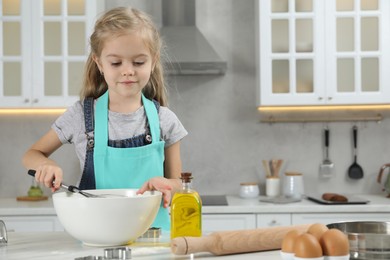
[53,189,161,246]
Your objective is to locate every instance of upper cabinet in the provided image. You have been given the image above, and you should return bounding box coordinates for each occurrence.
[0,0,103,108]
[257,0,390,106]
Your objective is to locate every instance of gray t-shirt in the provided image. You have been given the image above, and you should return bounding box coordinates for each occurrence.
[52,99,188,174]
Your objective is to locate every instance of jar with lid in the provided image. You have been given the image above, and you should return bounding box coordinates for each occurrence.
[239,182,260,198]
[283,172,304,199]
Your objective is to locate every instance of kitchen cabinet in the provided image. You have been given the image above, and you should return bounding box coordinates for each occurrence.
[291,212,390,225]
[202,214,256,234]
[257,0,390,106]
[0,0,103,108]
[204,211,390,232]
[256,213,291,227]
[1,216,64,232]
[202,213,290,234]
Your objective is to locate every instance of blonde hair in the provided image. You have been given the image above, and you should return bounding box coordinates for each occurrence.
[81,6,167,106]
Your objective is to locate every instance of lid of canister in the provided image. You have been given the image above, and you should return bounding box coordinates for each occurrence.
[285,172,302,176]
[240,182,258,186]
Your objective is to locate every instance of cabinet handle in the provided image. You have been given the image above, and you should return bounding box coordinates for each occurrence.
[328,97,332,100]
[24,98,30,103]
[318,97,323,100]
[33,99,39,103]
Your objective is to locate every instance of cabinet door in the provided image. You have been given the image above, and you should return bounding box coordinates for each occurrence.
[0,0,31,107]
[292,213,390,225]
[258,0,326,106]
[326,0,390,105]
[202,214,256,234]
[257,213,291,227]
[258,0,390,106]
[1,216,64,232]
[0,0,102,108]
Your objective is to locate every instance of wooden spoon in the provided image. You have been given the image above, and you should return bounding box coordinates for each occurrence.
[262,160,271,177]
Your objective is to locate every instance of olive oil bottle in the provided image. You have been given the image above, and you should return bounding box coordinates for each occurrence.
[170,172,202,239]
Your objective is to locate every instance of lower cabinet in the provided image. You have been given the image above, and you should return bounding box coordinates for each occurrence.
[291,213,390,225]
[257,214,291,227]
[202,212,390,233]
[202,214,256,234]
[201,213,292,234]
[1,216,64,232]
[4,212,390,233]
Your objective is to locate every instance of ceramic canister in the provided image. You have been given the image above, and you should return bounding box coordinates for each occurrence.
[283,172,304,199]
[239,182,260,198]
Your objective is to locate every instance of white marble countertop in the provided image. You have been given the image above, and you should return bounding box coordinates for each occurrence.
[0,198,56,216]
[203,194,390,214]
[1,232,282,260]
[1,194,390,216]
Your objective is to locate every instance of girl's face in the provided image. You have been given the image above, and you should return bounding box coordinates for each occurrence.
[94,32,155,101]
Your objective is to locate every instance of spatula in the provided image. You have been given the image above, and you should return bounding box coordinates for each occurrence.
[319,127,334,178]
[348,126,364,179]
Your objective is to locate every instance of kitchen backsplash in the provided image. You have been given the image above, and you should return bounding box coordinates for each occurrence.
[1,0,389,198]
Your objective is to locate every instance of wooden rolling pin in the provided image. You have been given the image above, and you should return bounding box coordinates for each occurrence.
[171,224,310,255]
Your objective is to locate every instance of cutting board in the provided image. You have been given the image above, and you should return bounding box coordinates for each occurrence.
[260,196,301,204]
[16,196,48,201]
[306,194,369,205]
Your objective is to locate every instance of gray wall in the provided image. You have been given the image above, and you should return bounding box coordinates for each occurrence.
[1,0,389,198]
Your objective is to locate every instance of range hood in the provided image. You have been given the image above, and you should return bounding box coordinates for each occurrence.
[160,0,227,75]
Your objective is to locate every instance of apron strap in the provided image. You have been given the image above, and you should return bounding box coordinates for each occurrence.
[94,91,109,150]
[79,97,97,190]
[141,94,160,143]
[83,97,95,134]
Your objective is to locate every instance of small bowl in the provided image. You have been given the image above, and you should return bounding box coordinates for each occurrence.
[53,189,161,246]
[239,182,260,198]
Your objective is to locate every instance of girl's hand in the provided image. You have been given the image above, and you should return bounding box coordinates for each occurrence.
[34,164,63,192]
[137,177,173,208]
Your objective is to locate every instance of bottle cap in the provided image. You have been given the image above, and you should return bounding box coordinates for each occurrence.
[180,172,193,182]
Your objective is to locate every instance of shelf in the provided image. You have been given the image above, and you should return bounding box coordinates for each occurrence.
[258,105,388,123]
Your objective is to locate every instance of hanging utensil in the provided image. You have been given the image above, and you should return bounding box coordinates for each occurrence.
[319,127,334,178]
[27,170,126,198]
[348,126,364,179]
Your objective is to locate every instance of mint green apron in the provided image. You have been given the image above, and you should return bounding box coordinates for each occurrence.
[94,91,170,230]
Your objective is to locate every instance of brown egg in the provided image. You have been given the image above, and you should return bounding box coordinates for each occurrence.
[294,233,323,258]
[281,229,301,253]
[320,228,350,256]
[307,223,329,241]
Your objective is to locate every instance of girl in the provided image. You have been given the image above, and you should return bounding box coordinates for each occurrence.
[22,6,187,231]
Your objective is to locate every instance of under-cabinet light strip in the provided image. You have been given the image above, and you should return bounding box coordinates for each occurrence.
[261,115,383,123]
[0,109,66,115]
[258,105,390,112]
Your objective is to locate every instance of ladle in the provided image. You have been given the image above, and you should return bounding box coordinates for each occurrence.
[27,170,125,198]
